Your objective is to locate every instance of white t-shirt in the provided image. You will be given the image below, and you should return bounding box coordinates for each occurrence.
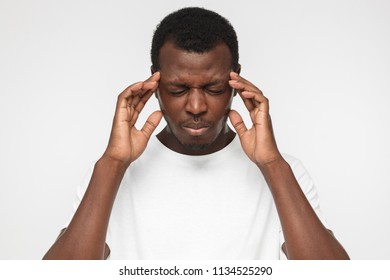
[73,135,327,259]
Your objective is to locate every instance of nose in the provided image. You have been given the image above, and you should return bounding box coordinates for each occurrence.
[185,88,207,117]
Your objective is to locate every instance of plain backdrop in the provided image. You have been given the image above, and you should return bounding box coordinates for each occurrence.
[1,0,389,259]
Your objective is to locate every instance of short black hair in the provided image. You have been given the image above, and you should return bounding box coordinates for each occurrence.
[151,7,239,70]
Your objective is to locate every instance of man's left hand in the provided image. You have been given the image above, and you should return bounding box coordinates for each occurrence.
[228,72,283,168]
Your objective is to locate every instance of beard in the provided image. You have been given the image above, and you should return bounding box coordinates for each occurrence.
[182,142,210,151]
[174,135,212,151]
[163,114,230,153]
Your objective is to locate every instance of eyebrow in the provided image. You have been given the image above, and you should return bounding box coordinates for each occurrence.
[166,79,227,87]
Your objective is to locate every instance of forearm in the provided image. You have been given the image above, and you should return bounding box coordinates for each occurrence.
[43,156,128,260]
[259,158,349,260]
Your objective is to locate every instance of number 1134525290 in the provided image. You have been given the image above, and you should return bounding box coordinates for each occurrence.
[212,266,273,276]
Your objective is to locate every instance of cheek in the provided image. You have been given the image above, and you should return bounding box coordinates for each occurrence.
[157,92,180,117]
[156,90,168,111]
[210,95,234,116]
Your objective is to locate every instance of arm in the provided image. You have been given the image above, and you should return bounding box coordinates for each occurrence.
[228,72,349,260]
[259,158,349,259]
[43,73,162,259]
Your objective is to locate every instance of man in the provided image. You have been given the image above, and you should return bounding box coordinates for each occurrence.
[43,7,349,260]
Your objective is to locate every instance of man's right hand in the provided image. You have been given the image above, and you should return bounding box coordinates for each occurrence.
[43,75,162,259]
[103,72,162,166]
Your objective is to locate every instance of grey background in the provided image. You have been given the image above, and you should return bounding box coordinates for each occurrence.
[1,0,389,259]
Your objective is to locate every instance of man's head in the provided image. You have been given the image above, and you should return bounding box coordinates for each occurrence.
[151,7,239,71]
[151,7,240,155]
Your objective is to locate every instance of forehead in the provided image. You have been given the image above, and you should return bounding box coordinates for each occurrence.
[158,41,232,84]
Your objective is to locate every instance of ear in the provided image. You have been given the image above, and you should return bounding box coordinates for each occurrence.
[155,88,161,99]
[150,65,159,98]
[150,65,156,75]
[232,63,241,97]
[235,63,241,75]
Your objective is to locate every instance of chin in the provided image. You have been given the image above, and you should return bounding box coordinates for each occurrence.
[182,142,211,151]
[177,134,216,151]
[177,136,210,150]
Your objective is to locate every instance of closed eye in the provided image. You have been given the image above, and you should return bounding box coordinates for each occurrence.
[168,84,189,96]
[204,88,225,95]
[169,89,187,96]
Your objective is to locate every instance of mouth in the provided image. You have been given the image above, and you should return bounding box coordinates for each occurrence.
[182,123,211,136]
[183,126,210,136]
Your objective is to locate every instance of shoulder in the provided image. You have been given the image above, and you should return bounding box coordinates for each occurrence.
[282,153,302,168]
[282,153,318,197]
[282,153,310,180]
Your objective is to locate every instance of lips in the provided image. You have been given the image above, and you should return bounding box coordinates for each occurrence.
[182,122,211,136]
[183,123,209,129]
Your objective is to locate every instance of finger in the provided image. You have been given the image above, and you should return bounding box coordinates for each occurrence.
[229,81,262,100]
[127,88,156,128]
[237,90,255,112]
[140,111,163,140]
[134,87,155,115]
[131,80,158,99]
[229,73,261,93]
[122,82,144,97]
[127,106,139,127]
[129,72,159,104]
[228,109,248,138]
[229,79,263,111]
[132,72,160,101]
[146,71,160,83]
[118,72,160,109]
[230,72,259,88]
[128,91,158,127]
[129,80,158,111]
[129,80,158,108]
[235,86,267,113]
[241,91,269,113]
[116,73,160,126]
[116,82,143,113]
[127,79,159,127]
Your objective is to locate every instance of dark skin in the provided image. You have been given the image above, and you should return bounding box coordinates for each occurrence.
[43,41,349,260]
[155,41,236,155]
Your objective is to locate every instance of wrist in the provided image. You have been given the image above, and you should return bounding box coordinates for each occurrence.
[256,155,289,174]
[256,153,284,169]
[257,156,293,195]
[99,153,131,172]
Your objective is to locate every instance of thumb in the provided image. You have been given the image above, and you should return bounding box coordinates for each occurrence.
[141,111,163,139]
[229,109,248,138]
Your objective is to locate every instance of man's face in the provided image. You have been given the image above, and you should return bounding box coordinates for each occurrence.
[156,41,235,153]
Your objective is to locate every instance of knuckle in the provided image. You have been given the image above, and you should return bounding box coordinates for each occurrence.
[233,120,244,129]
[145,120,157,129]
